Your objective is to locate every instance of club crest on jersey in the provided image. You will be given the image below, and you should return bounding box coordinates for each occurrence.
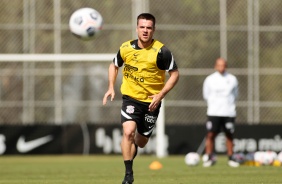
[126,105,135,114]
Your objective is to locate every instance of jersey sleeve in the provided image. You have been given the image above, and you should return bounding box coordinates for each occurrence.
[113,50,124,67]
[202,77,210,101]
[233,76,239,100]
[156,46,178,71]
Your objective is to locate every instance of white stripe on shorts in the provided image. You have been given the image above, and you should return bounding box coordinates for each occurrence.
[121,110,132,119]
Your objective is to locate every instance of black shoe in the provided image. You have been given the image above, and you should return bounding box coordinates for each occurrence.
[122,172,134,184]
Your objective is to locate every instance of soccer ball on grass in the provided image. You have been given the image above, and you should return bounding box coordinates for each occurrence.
[69,7,103,40]
[254,151,277,165]
[185,152,200,166]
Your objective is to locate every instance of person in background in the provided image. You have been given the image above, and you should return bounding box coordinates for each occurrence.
[202,57,239,167]
[103,13,179,184]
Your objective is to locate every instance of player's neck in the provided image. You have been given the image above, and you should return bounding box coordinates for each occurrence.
[217,71,226,75]
[137,39,153,49]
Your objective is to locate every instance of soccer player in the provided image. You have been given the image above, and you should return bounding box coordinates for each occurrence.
[202,58,240,167]
[103,13,179,184]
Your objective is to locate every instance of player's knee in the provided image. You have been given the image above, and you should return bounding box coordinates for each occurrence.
[122,121,136,139]
[123,129,135,140]
[206,132,216,139]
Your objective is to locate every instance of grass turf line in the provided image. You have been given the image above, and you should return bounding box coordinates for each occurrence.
[0,155,281,184]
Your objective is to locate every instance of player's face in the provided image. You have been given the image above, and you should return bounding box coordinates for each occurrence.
[215,59,227,74]
[136,19,155,48]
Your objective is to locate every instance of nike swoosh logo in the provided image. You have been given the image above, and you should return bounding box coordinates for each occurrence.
[143,127,155,136]
[16,135,53,153]
[148,125,155,129]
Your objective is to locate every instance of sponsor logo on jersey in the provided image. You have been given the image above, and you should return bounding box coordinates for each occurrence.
[124,64,138,72]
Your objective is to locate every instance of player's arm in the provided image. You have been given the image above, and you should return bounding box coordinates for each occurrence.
[203,78,209,101]
[103,63,118,105]
[103,51,123,105]
[159,69,179,98]
[148,46,179,111]
[234,77,239,100]
[148,69,179,112]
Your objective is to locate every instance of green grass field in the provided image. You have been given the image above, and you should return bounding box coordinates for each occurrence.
[0,155,281,184]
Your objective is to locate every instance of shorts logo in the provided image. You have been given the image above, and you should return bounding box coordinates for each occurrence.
[126,105,135,114]
[206,121,212,130]
[225,122,235,133]
[145,114,157,124]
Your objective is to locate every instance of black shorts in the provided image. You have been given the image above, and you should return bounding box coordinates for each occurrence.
[206,116,235,135]
[121,95,161,138]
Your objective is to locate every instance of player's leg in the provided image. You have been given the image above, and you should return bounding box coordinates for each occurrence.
[121,95,150,184]
[120,96,140,184]
[121,120,136,184]
[131,132,149,160]
[205,131,216,157]
[121,130,149,184]
[226,133,234,156]
[226,132,239,167]
[223,117,239,167]
[122,120,137,161]
[135,132,149,148]
[122,126,141,161]
[121,95,160,183]
[203,131,217,167]
[203,116,219,167]
[132,140,138,160]
[122,120,151,184]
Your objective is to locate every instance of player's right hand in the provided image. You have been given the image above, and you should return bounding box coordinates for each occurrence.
[103,90,115,105]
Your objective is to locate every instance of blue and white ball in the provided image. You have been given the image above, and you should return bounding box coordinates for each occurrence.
[69,7,103,40]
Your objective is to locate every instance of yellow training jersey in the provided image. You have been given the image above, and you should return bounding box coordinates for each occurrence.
[119,40,165,102]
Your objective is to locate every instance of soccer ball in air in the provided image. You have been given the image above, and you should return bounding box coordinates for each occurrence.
[69,7,103,40]
[185,152,200,166]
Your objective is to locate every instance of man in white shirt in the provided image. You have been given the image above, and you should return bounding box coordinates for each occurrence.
[202,58,239,167]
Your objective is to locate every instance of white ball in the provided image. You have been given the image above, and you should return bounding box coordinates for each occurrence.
[185,152,200,166]
[69,7,103,40]
[254,151,265,164]
[263,151,277,165]
[254,151,277,165]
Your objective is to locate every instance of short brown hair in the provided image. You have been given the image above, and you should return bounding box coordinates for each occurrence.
[137,13,156,27]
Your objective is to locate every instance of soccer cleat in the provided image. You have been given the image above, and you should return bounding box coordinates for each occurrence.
[122,172,134,184]
[228,160,240,167]
[203,159,216,167]
[202,154,216,167]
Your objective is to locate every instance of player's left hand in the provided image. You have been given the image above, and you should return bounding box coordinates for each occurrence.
[148,94,163,112]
